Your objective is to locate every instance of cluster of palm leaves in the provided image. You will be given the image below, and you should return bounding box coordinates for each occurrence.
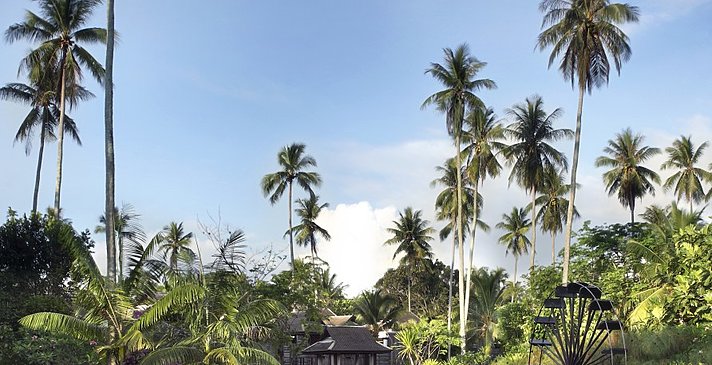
[597,131,712,224]
[3,0,107,214]
[261,143,329,268]
[21,209,284,365]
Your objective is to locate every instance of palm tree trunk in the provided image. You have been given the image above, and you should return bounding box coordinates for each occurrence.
[630,206,635,225]
[32,126,46,214]
[529,188,537,270]
[562,84,585,284]
[117,236,123,283]
[514,255,518,285]
[407,275,411,313]
[105,0,117,291]
[464,179,479,326]
[54,53,68,214]
[551,233,556,265]
[288,181,295,268]
[447,232,455,360]
[454,134,466,351]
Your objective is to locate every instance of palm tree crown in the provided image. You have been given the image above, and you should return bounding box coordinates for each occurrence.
[157,222,195,273]
[595,128,661,223]
[503,96,572,191]
[537,0,640,91]
[291,194,331,258]
[660,136,711,211]
[261,143,322,268]
[496,207,531,283]
[0,76,87,212]
[354,289,401,334]
[531,167,580,263]
[385,207,435,267]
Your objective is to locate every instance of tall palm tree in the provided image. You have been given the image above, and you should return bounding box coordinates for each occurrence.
[6,0,107,213]
[530,167,579,264]
[462,106,505,322]
[157,222,195,272]
[354,289,401,334]
[431,158,488,349]
[423,44,496,348]
[385,207,435,313]
[503,96,572,270]
[291,194,331,260]
[496,207,531,284]
[595,128,660,224]
[104,0,117,286]
[537,0,640,283]
[660,136,711,212]
[95,203,146,283]
[261,143,322,268]
[468,267,506,356]
[0,75,87,213]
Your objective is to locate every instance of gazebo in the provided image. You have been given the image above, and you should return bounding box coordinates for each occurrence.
[301,326,392,365]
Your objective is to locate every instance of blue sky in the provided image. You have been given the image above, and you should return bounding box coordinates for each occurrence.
[1,0,711,296]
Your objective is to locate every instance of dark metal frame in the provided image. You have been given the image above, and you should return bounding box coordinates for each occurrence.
[528,282,627,365]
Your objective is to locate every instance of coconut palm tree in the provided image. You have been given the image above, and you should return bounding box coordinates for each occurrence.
[468,267,506,356]
[537,0,640,283]
[6,0,107,213]
[423,44,496,349]
[95,203,146,283]
[431,158,488,347]
[660,136,711,212]
[462,105,505,322]
[530,167,579,264]
[123,277,283,365]
[503,96,572,270]
[385,207,435,313]
[0,75,87,213]
[291,193,331,260]
[261,143,322,268]
[595,128,660,224]
[354,289,401,334]
[157,222,195,273]
[104,0,117,286]
[19,223,157,365]
[496,207,531,284]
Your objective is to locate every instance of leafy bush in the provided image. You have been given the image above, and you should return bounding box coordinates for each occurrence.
[626,325,712,364]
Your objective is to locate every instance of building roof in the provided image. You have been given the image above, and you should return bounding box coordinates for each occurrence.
[302,326,392,354]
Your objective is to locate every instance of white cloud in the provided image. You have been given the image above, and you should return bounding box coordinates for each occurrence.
[624,0,711,35]
[309,202,399,297]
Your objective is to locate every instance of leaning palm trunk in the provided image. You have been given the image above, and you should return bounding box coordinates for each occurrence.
[562,84,585,283]
[529,188,537,270]
[464,179,479,322]
[551,233,556,264]
[32,126,46,213]
[105,0,117,289]
[454,134,466,350]
[288,182,295,267]
[54,56,68,213]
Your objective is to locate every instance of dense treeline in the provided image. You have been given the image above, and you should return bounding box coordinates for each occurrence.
[2,0,712,365]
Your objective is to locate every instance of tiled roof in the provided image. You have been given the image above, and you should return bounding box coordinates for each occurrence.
[302,326,391,354]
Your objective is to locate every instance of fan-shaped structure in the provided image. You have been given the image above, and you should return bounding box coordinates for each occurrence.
[528,282,626,365]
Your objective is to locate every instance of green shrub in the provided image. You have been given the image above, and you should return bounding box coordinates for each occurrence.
[626,325,712,365]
